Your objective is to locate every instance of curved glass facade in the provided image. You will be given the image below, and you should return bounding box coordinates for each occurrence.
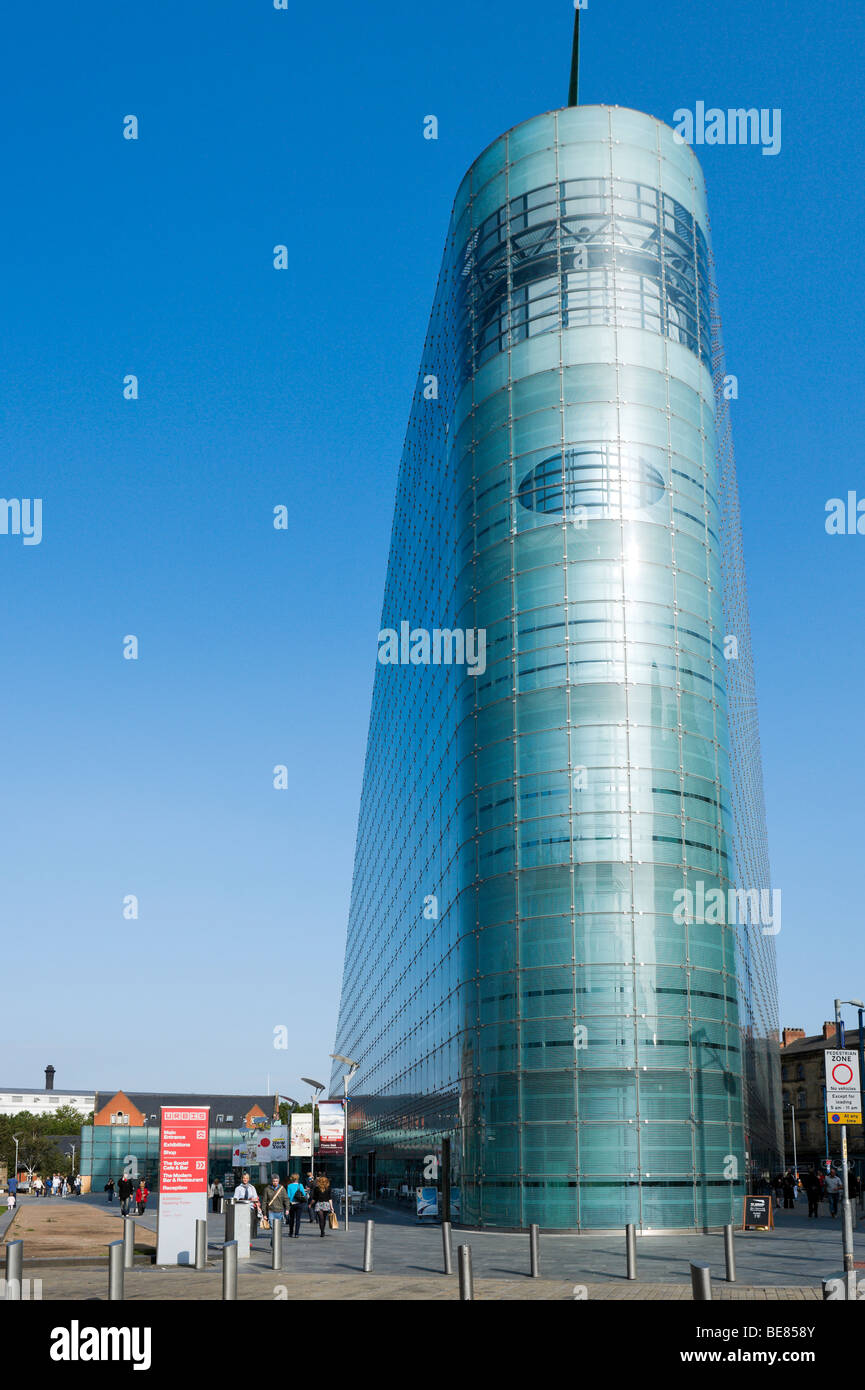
[332,106,781,1229]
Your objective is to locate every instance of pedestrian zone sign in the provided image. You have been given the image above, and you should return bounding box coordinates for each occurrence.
[825,1049,862,1124]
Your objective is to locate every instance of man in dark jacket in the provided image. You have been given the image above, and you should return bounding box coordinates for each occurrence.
[803,1169,822,1218]
[118,1175,135,1216]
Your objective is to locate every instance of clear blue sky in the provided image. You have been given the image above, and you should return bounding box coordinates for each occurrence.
[1,0,862,1096]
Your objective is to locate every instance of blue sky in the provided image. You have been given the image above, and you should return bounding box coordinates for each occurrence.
[1,0,862,1096]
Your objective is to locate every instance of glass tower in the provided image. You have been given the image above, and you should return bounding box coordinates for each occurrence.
[332,105,782,1229]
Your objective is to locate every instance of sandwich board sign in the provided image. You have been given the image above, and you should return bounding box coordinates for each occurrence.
[742,1195,773,1230]
[825,1049,862,1124]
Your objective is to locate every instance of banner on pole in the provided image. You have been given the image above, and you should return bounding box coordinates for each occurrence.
[256,1125,288,1162]
[290,1112,313,1157]
[317,1102,345,1156]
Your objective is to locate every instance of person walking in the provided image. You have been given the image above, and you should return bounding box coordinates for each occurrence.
[33,1175,43,1199]
[61,1175,69,1198]
[135,1180,150,1215]
[105,1177,115,1203]
[803,1169,822,1218]
[781,1170,796,1209]
[311,1174,333,1236]
[118,1175,134,1216]
[825,1168,842,1217]
[73,1174,81,1197]
[265,1175,289,1230]
[286,1172,306,1238]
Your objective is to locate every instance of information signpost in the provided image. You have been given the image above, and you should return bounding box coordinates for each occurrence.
[155,1106,210,1266]
[827,1010,863,1298]
[825,1049,862,1126]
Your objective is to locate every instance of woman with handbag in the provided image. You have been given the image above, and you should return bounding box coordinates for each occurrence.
[311,1174,334,1236]
[286,1172,306,1237]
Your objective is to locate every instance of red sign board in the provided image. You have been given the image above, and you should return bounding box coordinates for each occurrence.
[159,1107,209,1194]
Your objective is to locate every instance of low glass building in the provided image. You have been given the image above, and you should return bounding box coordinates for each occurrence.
[79,1123,247,1192]
[332,104,782,1229]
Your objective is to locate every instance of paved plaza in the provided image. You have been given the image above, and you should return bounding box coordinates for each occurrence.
[2,1193,860,1298]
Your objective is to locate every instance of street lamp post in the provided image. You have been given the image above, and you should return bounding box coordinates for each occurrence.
[12,1135,20,1188]
[300,1078,324,1182]
[331,1053,359,1231]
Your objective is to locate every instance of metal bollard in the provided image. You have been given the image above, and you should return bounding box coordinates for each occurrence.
[457,1244,474,1301]
[195,1218,208,1271]
[108,1240,124,1301]
[224,1203,235,1242]
[362,1219,374,1273]
[271,1217,282,1271]
[5,1240,23,1301]
[723,1224,736,1283]
[123,1217,136,1270]
[626,1223,637,1280]
[529,1223,540,1277]
[441,1220,453,1275]
[222,1240,238,1300]
[690,1261,712,1301]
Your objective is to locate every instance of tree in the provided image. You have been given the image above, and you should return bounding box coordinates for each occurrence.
[1,1108,91,1175]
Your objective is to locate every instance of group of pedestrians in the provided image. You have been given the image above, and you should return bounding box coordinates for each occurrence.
[24,1173,80,1199]
[768,1165,860,1217]
[104,1177,149,1213]
[229,1170,336,1237]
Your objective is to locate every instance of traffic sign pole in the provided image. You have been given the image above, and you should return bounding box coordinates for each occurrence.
[832,1007,856,1294]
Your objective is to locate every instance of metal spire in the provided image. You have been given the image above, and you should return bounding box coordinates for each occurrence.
[567,7,580,106]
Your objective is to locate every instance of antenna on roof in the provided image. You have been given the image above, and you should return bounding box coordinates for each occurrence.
[567,7,580,107]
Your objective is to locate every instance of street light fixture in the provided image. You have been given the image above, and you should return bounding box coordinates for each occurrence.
[12,1134,21,1190]
[300,1078,325,1179]
[331,1054,359,1230]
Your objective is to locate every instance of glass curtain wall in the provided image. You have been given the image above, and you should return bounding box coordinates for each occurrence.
[332,105,780,1229]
